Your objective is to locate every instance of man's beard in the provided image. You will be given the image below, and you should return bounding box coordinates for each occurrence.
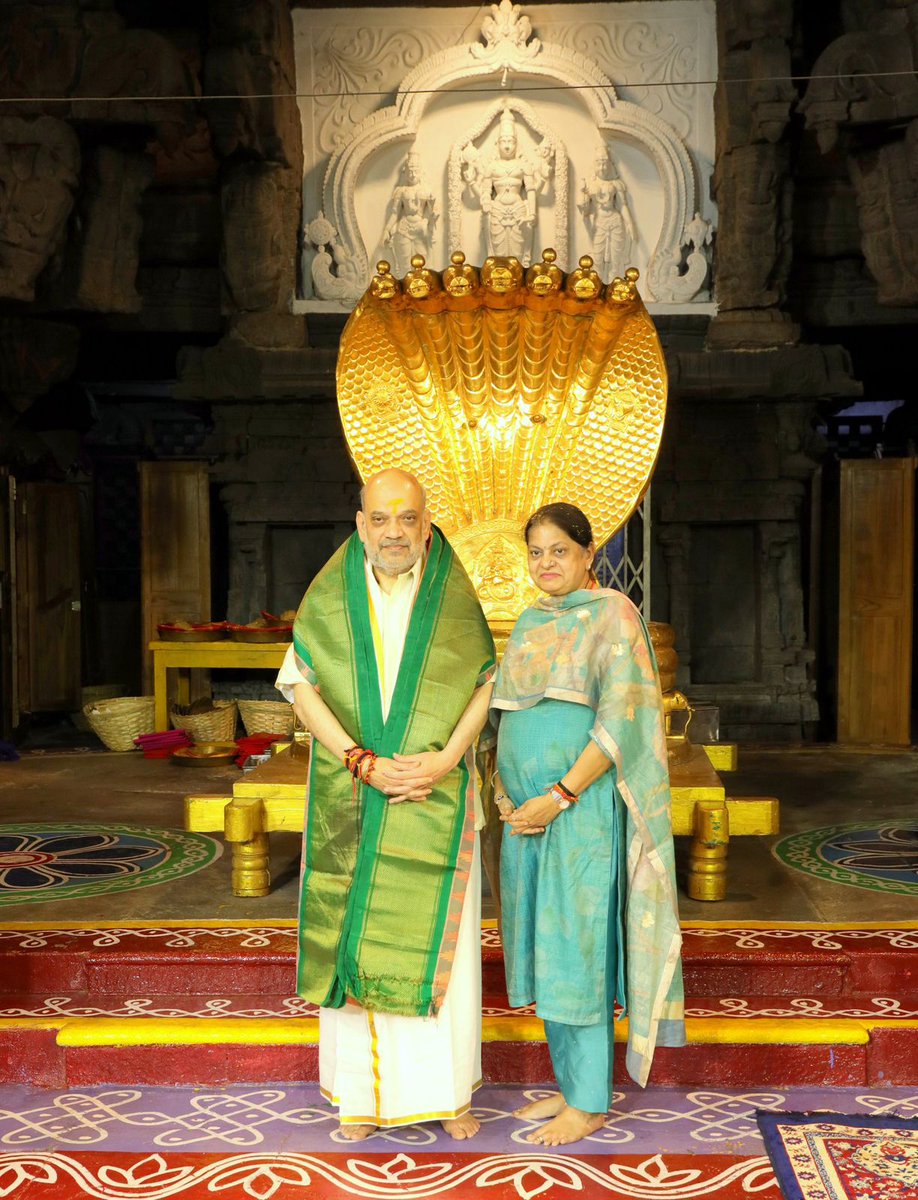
[367,540,422,576]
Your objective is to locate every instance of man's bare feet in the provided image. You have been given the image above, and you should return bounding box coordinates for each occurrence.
[513,1093,566,1120]
[525,1105,606,1146]
[441,1113,480,1140]
[338,1123,377,1141]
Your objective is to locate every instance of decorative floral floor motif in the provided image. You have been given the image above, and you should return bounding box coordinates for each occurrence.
[0,1151,779,1199]
[2,1084,914,1154]
[3,993,918,1021]
[0,924,914,951]
[4,1086,918,1197]
[0,825,221,907]
[772,823,918,895]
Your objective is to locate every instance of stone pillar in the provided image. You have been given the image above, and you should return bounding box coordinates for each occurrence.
[52,147,154,313]
[800,8,918,309]
[707,0,800,348]
[204,0,305,349]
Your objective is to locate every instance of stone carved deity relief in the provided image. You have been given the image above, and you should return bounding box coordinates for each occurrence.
[458,105,554,267]
[295,2,713,309]
[382,152,438,277]
[578,144,635,281]
[0,117,81,303]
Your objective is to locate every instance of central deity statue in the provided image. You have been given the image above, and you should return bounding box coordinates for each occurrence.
[460,106,553,267]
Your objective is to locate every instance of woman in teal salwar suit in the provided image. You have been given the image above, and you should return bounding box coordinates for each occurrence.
[491,503,685,1147]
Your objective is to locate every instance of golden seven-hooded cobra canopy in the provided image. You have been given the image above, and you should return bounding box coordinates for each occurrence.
[336,249,668,640]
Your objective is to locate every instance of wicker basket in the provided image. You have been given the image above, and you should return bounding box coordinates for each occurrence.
[83,696,155,752]
[170,700,238,743]
[237,699,296,737]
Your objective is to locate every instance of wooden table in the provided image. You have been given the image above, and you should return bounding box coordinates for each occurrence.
[185,742,779,901]
[148,639,288,731]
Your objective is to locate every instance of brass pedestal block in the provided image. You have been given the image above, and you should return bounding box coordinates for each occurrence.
[686,798,730,902]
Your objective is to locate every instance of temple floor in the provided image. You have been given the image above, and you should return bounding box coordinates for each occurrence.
[0,744,915,1198]
[1,1080,916,1198]
[0,743,914,921]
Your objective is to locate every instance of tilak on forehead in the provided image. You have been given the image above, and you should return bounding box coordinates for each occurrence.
[364,491,415,513]
[364,470,424,509]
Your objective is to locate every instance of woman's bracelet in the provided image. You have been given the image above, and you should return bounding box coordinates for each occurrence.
[550,780,579,810]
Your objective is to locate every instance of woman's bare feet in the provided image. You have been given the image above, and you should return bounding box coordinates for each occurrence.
[441,1113,480,1139]
[513,1093,566,1120]
[525,1105,606,1146]
[338,1123,377,1141]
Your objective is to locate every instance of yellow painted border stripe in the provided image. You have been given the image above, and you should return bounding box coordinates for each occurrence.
[2,1015,915,1048]
[53,1018,320,1046]
[0,920,299,930]
[482,1016,912,1046]
[681,921,918,931]
[1,919,915,932]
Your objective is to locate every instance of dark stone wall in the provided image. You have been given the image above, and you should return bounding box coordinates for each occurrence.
[1,0,917,737]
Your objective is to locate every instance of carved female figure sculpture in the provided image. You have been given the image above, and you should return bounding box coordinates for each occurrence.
[578,146,636,281]
[382,152,438,278]
[461,106,553,267]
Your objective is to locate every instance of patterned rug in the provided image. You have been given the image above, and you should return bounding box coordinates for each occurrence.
[772,823,918,896]
[756,1110,918,1199]
[0,824,221,907]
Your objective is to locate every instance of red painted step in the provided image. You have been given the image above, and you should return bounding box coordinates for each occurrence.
[6,927,917,1002]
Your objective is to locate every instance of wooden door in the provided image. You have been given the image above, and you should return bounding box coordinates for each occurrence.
[15,482,82,713]
[140,462,211,694]
[838,458,916,745]
[0,470,14,735]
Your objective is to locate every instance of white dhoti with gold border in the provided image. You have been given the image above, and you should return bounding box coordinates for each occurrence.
[319,839,482,1127]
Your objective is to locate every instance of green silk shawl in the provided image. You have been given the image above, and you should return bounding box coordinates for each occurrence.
[292,528,495,1017]
[491,587,685,1087]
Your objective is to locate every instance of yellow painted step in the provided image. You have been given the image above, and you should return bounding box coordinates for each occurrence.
[2,1014,913,1048]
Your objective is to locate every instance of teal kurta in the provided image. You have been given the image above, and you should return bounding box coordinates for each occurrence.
[497,699,627,1024]
[491,587,685,1089]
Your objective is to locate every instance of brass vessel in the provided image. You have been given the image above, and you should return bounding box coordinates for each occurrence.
[648,620,693,765]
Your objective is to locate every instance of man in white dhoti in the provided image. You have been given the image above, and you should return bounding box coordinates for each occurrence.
[276,469,495,1141]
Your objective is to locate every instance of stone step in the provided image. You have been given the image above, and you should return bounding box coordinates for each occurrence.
[5,925,914,1003]
[5,1011,915,1088]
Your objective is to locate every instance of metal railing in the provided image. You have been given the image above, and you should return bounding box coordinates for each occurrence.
[594,491,650,615]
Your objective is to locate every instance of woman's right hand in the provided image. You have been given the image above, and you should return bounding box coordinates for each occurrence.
[502,792,561,836]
